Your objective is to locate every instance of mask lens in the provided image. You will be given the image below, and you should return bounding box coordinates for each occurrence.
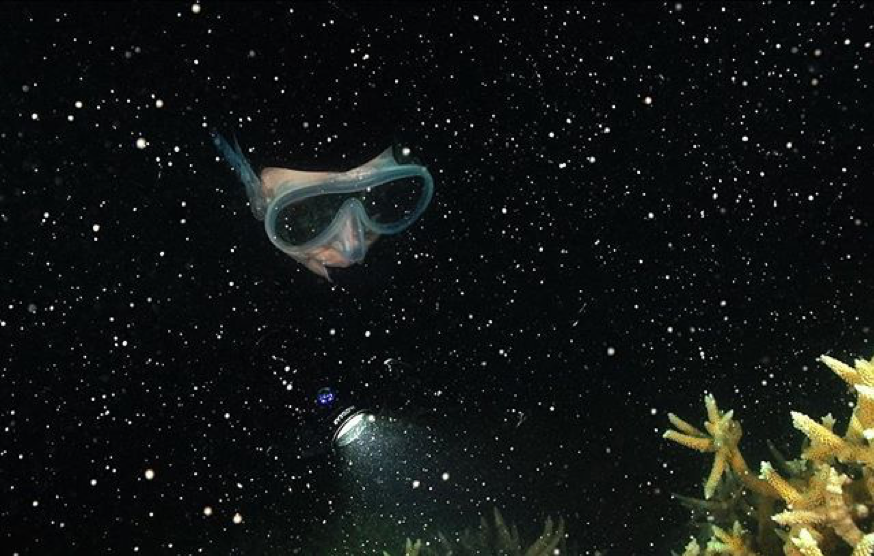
[275,194,348,245]
[359,176,427,225]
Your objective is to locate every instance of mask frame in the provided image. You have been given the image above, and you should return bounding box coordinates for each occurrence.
[264,153,434,258]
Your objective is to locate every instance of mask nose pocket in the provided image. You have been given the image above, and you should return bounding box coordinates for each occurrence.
[332,212,367,263]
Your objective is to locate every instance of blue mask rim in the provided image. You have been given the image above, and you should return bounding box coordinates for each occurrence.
[265,165,434,252]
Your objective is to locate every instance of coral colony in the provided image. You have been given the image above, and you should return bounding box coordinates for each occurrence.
[665,353,874,556]
[383,508,565,556]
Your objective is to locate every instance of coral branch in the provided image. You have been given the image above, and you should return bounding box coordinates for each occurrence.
[665,395,778,499]
[666,352,874,556]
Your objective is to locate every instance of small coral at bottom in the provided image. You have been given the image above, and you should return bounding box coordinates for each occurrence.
[665,352,874,555]
[383,507,567,556]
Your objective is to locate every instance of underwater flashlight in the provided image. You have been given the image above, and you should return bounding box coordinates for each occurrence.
[331,405,374,447]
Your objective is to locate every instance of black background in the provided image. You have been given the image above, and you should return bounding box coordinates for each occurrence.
[1,1,873,554]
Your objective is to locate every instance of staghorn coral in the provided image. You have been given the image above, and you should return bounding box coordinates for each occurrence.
[674,469,759,540]
[666,352,874,556]
[665,395,778,500]
[384,508,567,556]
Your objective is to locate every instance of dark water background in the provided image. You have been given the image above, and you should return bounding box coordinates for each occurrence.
[2,2,873,553]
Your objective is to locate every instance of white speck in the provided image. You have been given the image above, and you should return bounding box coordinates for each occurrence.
[364,330,371,338]
[191,3,201,14]
[136,137,148,149]
[741,135,749,142]
[203,506,213,516]
[786,141,793,149]
[75,101,83,109]
[232,512,243,524]
[643,95,653,105]
[155,99,164,108]
[329,328,336,336]
[144,468,155,480]
[473,14,479,21]
[607,347,615,356]
[31,113,39,121]
[412,480,421,489]
[703,37,709,44]
[90,479,97,486]
[92,224,100,233]
[441,472,450,481]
